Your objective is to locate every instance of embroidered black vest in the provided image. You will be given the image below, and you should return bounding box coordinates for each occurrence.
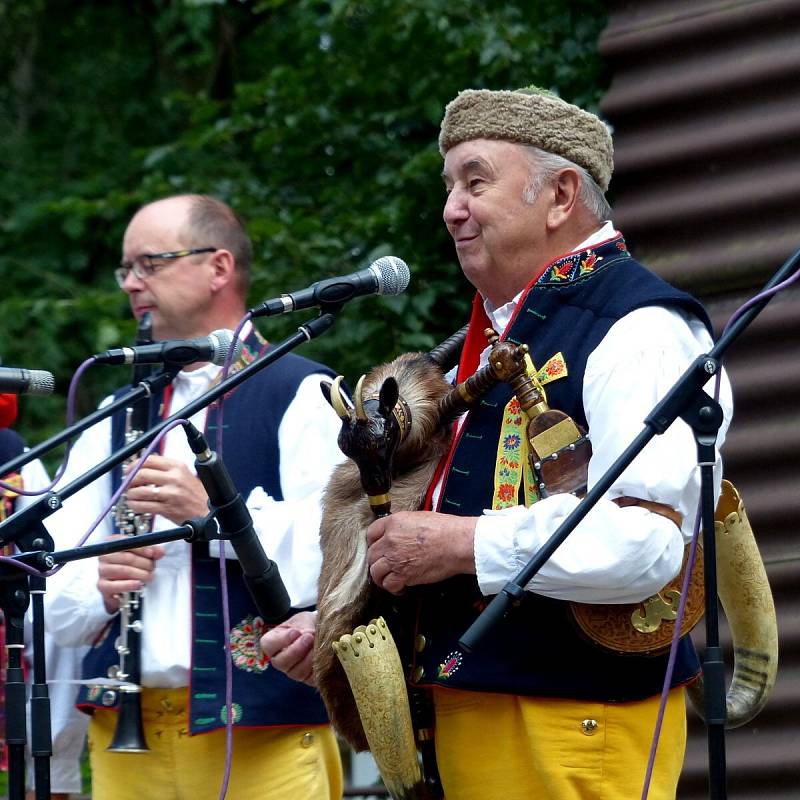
[415,236,710,702]
[78,331,334,733]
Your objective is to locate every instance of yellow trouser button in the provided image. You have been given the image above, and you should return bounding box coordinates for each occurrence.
[300,732,315,748]
[581,719,599,735]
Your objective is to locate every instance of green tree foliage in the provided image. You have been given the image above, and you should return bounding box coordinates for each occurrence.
[0,0,607,461]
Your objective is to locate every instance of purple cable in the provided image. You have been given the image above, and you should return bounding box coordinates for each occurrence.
[640,508,703,799]
[0,418,186,580]
[0,357,95,494]
[216,311,251,800]
[640,259,800,797]
[721,267,800,338]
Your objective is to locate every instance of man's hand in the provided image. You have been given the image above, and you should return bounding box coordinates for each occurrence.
[125,453,209,523]
[97,536,165,614]
[260,610,318,686]
[367,510,477,595]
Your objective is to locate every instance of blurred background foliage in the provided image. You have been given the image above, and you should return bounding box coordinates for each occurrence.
[0,0,607,470]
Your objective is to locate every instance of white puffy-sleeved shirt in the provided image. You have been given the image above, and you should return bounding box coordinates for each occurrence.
[44,355,345,689]
[447,223,734,604]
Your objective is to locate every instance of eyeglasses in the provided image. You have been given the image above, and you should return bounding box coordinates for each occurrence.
[114,247,217,287]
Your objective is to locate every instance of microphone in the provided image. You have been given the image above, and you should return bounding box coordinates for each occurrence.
[93,329,242,367]
[250,256,410,317]
[0,368,55,396]
[184,423,291,624]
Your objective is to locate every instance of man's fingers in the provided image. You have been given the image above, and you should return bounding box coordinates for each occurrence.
[369,556,390,586]
[126,483,165,501]
[366,516,388,546]
[260,626,302,659]
[370,557,406,595]
[98,561,153,584]
[99,546,164,580]
[261,628,316,685]
[98,578,144,596]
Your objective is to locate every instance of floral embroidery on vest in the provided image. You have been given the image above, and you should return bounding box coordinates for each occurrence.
[220,702,244,724]
[437,651,463,680]
[229,615,270,673]
[537,238,628,285]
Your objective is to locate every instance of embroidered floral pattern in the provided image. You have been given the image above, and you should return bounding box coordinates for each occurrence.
[229,615,270,673]
[536,237,628,285]
[219,702,243,724]
[492,398,524,510]
[496,483,515,503]
[537,353,568,385]
[437,651,463,680]
[580,252,599,274]
[503,433,521,451]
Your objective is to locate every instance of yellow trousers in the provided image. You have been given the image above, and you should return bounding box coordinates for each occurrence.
[432,686,686,800]
[87,688,343,800]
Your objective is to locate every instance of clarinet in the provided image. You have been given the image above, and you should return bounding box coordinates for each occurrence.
[107,312,153,753]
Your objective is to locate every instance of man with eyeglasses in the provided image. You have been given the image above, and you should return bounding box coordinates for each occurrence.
[114,247,216,286]
[44,194,345,799]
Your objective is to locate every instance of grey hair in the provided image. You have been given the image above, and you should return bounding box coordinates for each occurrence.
[522,146,612,222]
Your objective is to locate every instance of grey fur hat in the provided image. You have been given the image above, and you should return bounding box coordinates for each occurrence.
[438,87,614,191]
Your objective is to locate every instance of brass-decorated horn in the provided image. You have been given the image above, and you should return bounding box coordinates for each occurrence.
[687,480,779,727]
[333,618,428,799]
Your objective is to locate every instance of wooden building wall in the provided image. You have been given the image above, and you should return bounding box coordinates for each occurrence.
[599,1,800,796]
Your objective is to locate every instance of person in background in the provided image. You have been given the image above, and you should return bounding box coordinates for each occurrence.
[42,195,344,800]
[0,392,89,800]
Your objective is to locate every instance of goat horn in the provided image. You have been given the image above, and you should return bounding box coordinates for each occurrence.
[354,375,367,420]
[329,376,351,420]
[687,480,779,728]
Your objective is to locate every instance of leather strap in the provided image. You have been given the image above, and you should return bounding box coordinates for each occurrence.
[614,496,683,529]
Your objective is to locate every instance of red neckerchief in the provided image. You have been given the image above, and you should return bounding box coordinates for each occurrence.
[423,293,493,511]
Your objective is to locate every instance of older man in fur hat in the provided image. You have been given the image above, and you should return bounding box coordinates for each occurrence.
[264,87,733,799]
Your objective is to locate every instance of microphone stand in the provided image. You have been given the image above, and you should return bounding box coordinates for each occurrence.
[0,368,181,477]
[0,369,179,800]
[459,246,800,800]
[0,310,339,799]
[0,312,337,549]
[2,566,33,800]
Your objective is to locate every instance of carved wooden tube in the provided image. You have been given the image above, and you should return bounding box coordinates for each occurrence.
[437,332,528,424]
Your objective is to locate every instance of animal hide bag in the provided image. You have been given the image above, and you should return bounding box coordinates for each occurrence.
[315,353,454,751]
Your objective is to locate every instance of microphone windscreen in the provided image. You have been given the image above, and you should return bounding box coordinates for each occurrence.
[371,256,411,296]
[209,330,243,366]
[24,370,56,396]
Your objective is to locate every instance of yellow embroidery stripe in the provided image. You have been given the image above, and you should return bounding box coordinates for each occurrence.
[492,399,539,510]
[536,352,568,386]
